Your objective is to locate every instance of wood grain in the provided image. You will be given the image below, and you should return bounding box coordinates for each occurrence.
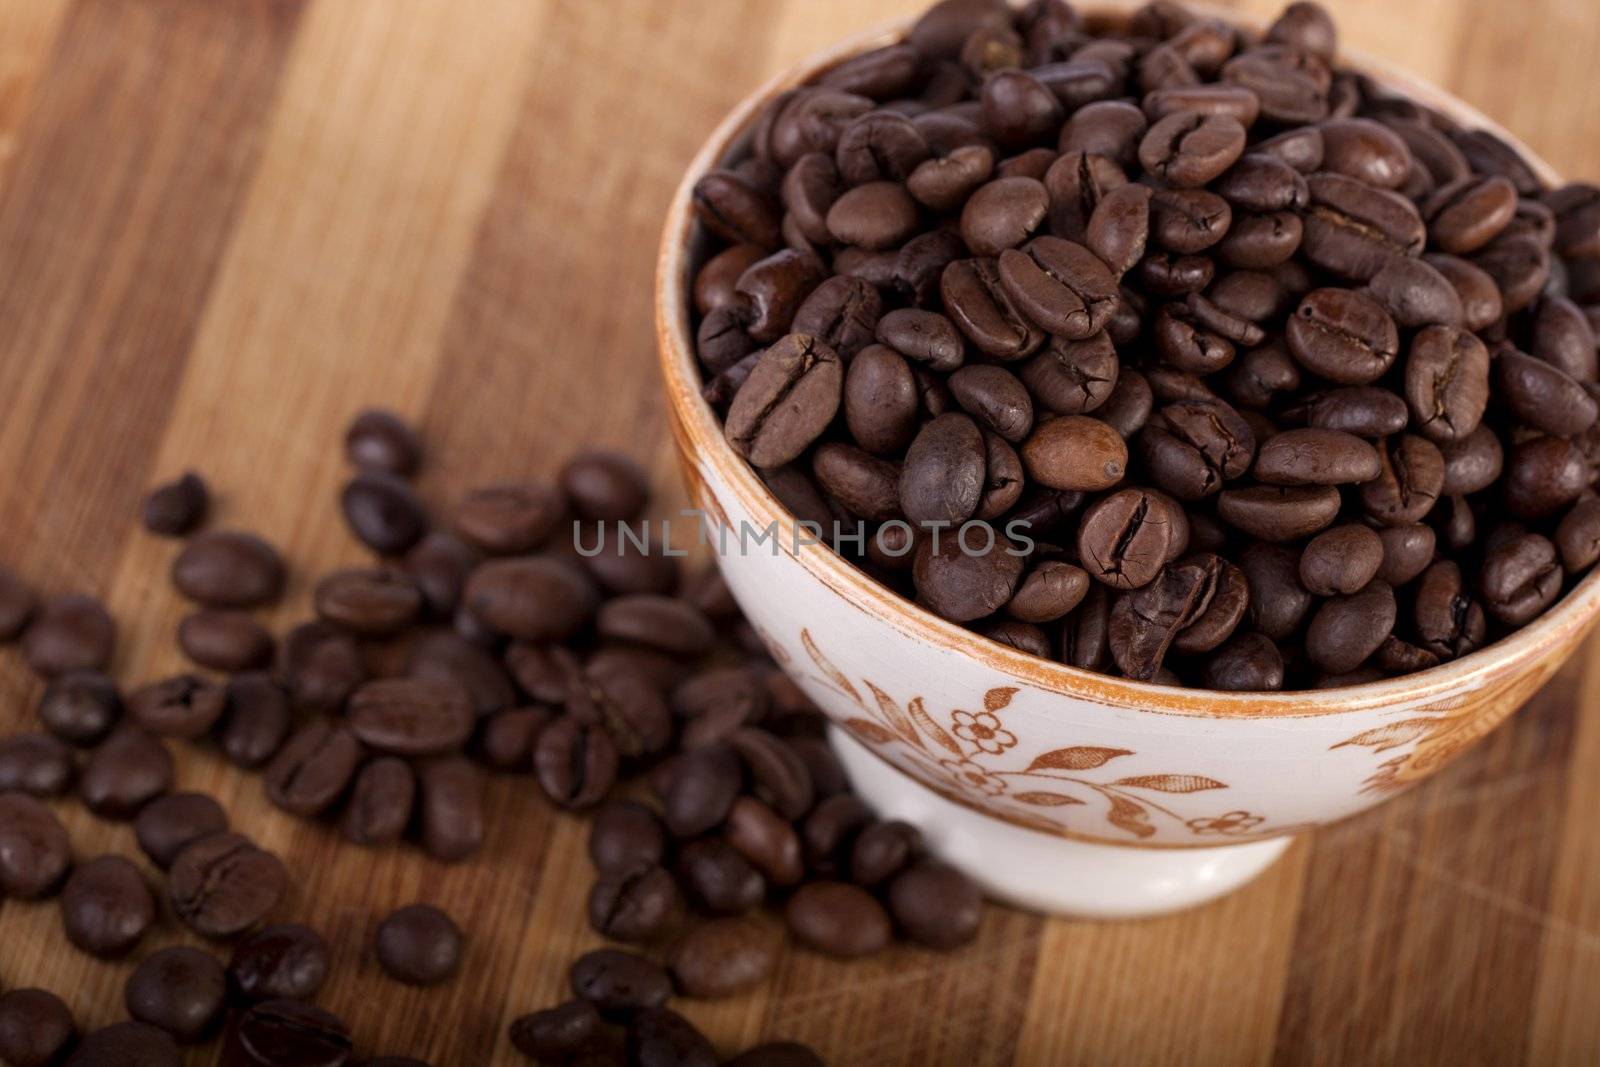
[1,1,1599,1064]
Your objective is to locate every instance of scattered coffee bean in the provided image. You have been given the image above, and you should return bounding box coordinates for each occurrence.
[60,854,154,957]
[886,860,983,949]
[36,670,121,746]
[229,923,332,1003]
[0,732,74,797]
[172,531,286,609]
[127,673,227,740]
[345,408,422,477]
[342,471,428,555]
[177,609,274,672]
[168,832,287,938]
[0,792,71,898]
[78,726,172,818]
[0,987,75,1067]
[229,1000,351,1067]
[570,949,673,1019]
[785,881,892,958]
[65,1021,180,1067]
[21,594,115,678]
[375,904,463,987]
[135,791,228,868]
[142,471,209,536]
[669,916,779,998]
[125,945,227,1043]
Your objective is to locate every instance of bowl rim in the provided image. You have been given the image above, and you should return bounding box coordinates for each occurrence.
[653,6,1600,720]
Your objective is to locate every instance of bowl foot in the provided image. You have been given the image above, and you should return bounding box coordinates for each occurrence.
[830,727,1294,920]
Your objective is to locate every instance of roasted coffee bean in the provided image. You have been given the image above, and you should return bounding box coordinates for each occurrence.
[589,800,668,875]
[1495,350,1599,438]
[1302,171,1424,281]
[126,946,226,1043]
[1107,559,1207,679]
[0,792,70,898]
[1425,252,1503,332]
[535,716,619,810]
[31,702,107,805]
[1253,427,1379,486]
[913,530,1025,622]
[509,1000,607,1064]
[264,720,363,817]
[1375,634,1441,675]
[1149,190,1232,256]
[1307,581,1397,674]
[79,726,172,819]
[1317,118,1412,189]
[677,837,765,914]
[791,275,882,361]
[341,471,428,555]
[998,236,1118,340]
[169,832,285,939]
[786,881,892,957]
[884,860,982,949]
[589,861,681,942]
[0,733,73,798]
[219,672,291,768]
[313,568,422,636]
[375,904,462,987]
[800,794,872,877]
[1531,297,1599,383]
[0,987,75,1067]
[1293,386,1409,439]
[135,792,227,869]
[347,677,473,756]
[1286,288,1398,385]
[21,594,114,678]
[339,756,416,846]
[0,568,36,642]
[127,674,226,740]
[940,256,1047,360]
[479,706,549,770]
[66,1021,180,1067]
[1201,631,1286,690]
[874,310,966,378]
[571,949,672,1019]
[1076,489,1173,591]
[177,610,273,672]
[230,1001,351,1067]
[1481,532,1564,626]
[1299,524,1384,596]
[1504,435,1590,520]
[961,176,1050,255]
[453,482,565,555]
[847,819,922,888]
[463,557,598,643]
[729,727,814,821]
[696,244,767,317]
[948,364,1034,443]
[843,345,918,456]
[1006,559,1090,622]
[1218,484,1341,541]
[281,622,365,713]
[1021,414,1127,491]
[61,854,153,957]
[1041,151,1126,243]
[979,69,1063,149]
[1375,523,1437,587]
[900,412,986,525]
[593,594,714,658]
[1171,554,1249,654]
[1557,497,1600,572]
[693,168,781,247]
[142,471,209,536]
[1415,560,1488,659]
[736,249,830,341]
[1225,341,1300,410]
[1361,435,1446,525]
[1404,326,1489,443]
[1364,255,1464,329]
[627,1008,717,1067]
[407,629,516,717]
[826,180,920,250]
[416,756,484,862]
[171,531,285,609]
[662,743,743,838]
[1139,400,1255,500]
[1424,175,1518,254]
[668,916,778,999]
[345,408,422,477]
[725,335,844,468]
[1239,543,1311,642]
[724,796,804,887]
[229,923,330,1003]
[1138,110,1246,187]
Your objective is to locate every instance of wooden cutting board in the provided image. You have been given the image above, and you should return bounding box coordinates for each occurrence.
[1,1,1598,1063]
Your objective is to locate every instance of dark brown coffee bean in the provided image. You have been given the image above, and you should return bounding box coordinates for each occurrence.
[1005,559,1090,622]
[677,836,764,915]
[452,482,565,556]
[693,169,781,248]
[908,143,995,211]
[21,594,114,678]
[570,948,672,1019]
[407,629,516,717]
[725,335,844,469]
[135,792,227,870]
[67,1022,181,1067]
[1495,350,1599,438]
[960,176,1050,255]
[1286,288,1399,385]
[724,796,803,887]
[374,904,462,987]
[736,249,830,342]
[940,256,1047,360]
[1362,255,1464,330]
[0,987,74,1067]
[979,69,1062,150]
[416,756,484,863]
[1108,560,1208,679]
[1171,553,1249,654]
[948,364,1034,443]
[168,832,285,939]
[230,1001,350,1067]
[697,244,767,317]
[1299,524,1384,596]
[1403,326,1490,444]
[791,275,883,362]
[588,860,682,943]
[338,756,415,846]
[311,568,421,636]
[479,706,549,770]
[1504,435,1590,520]
[1218,485,1341,541]
[463,557,598,643]
[661,743,742,839]
[1414,560,1486,660]
[1530,297,1598,383]
[0,733,73,798]
[264,720,363,817]
[1291,386,1408,439]
[901,412,986,525]
[61,854,153,957]
[142,472,209,536]
[589,800,667,874]
[1424,175,1518,254]
[1076,489,1172,591]
[847,819,921,888]
[1253,427,1379,486]
[1361,435,1446,525]
[998,236,1118,339]
[219,672,291,768]
[1301,172,1425,280]
[1557,497,1600,572]
[826,181,920,250]
[1373,523,1436,588]
[535,715,619,810]
[341,471,428,555]
[1201,631,1286,690]
[175,610,273,672]
[509,1000,606,1064]
[278,621,364,714]
[668,916,778,999]
[590,595,712,659]
[1138,110,1246,188]
[347,677,470,756]
[126,674,226,740]
[884,860,982,949]
[125,945,226,1043]
[1307,581,1396,674]
[913,531,1025,622]
[1481,532,1563,626]
[729,727,814,821]
[843,345,918,456]
[786,881,892,957]
[344,408,421,477]
[1139,399,1255,500]
[79,726,172,819]
[171,530,286,609]
[0,792,70,898]
[229,923,330,1003]
[627,1008,717,1067]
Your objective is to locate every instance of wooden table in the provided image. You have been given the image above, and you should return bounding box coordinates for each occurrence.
[2,1,1599,1063]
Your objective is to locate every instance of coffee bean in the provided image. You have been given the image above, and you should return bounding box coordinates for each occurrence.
[842,345,919,456]
[912,530,1024,622]
[587,860,681,942]
[414,755,484,863]
[595,594,716,658]
[142,472,209,536]
[169,832,286,938]
[960,176,1049,255]
[1504,435,1590,520]
[1286,288,1398,385]
[1495,350,1599,438]
[265,720,363,817]
[563,454,652,527]
[677,836,765,914]
[1217,484,1341,541]
[407,629,516,717]
[177,610,273,672]
[341,471,428,555]
[843,819,920,888]
[1108,559,1207,679]
[172,531,286,609]
[79,726,172,819]
[1300,524,1384,596]
[218,672,291,768]
[1404,326,1490,443]
[571,949,672,1019]
[669,916,779,999]
[725,335,845,469]
[1139,399,1255,500]
[940,256,1047,360]
[375,904,462,987]
[135,792,227,869]
[347,677,473,757]
[21,594,114,678]
[1301,171,1424,281]
[1373,523,1436,588]
[1482,532,1564,626]
[1361,435,1446,525]
[1424,175,1518,254]
[1170,553,1249,654]
[1239,543,1312,640]
[313,568,422,636]
[65,1022,180,1067]
[229,923,331,1003]
[1202,631,1286,690]
[587,802,668,879]
[1005,559,1090,622]
[661,743,742,838]
[125,946,226,1043]
[899,412,985,525]
[332,757,413,846]
[0,988,74,1067]
[61,854,153,957]
[885,860,982,949]
[998,236,1118,339]
[737,249,830,342]
[722,796,803,888]
[280,622,365,714]
[230,1001,351,1067]
[1021,414,1127,491]
[1076,489,1173,591]
[0,792,70,898]
[463,557,598,643]
[786,881,892,957]
[627,1007,717,1067]
[509,1000,607,1064]
[344,408,422,477]
[1363,255,1464,329]
[1557,497,1600,572]
[127,674,226,740]
[693,168,781,248]
[478,706,548,770]
[0,733,73,798]
[1253,427,1379,486]
[1138,110,1246,187]
[452,483,565,555]
[1307,581,1397,674]
[1415,560,1488,659]
[535,715,619,811]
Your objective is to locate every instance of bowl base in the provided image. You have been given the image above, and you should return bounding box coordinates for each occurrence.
[830,727,1295,920]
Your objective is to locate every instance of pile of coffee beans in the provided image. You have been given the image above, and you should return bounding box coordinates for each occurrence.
[692,0,1600,689]
[0,407,982,1064]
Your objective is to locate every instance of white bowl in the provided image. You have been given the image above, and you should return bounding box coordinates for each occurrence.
[654,13,1600,917]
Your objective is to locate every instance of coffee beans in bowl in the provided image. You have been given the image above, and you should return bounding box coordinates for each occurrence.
[688,0,1600,690]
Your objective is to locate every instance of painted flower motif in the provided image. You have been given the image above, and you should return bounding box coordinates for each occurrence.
[1185,811,1265,836]
[938,757,1008,797]
[950,708,1017,754]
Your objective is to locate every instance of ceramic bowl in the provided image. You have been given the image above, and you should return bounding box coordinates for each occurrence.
[653,10,1600,918]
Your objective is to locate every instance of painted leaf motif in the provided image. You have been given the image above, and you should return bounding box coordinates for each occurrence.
[844,718,897,745]
[1112,774,1226,793]
[907,696,962,756]
[1013,791,1085,807]
[1107,795,1155,838]
[984,686,1019,712]
[1026,746,1133,772]
[1330,718,1436,753]
[802,629,861,705]
[865,680,924,750]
